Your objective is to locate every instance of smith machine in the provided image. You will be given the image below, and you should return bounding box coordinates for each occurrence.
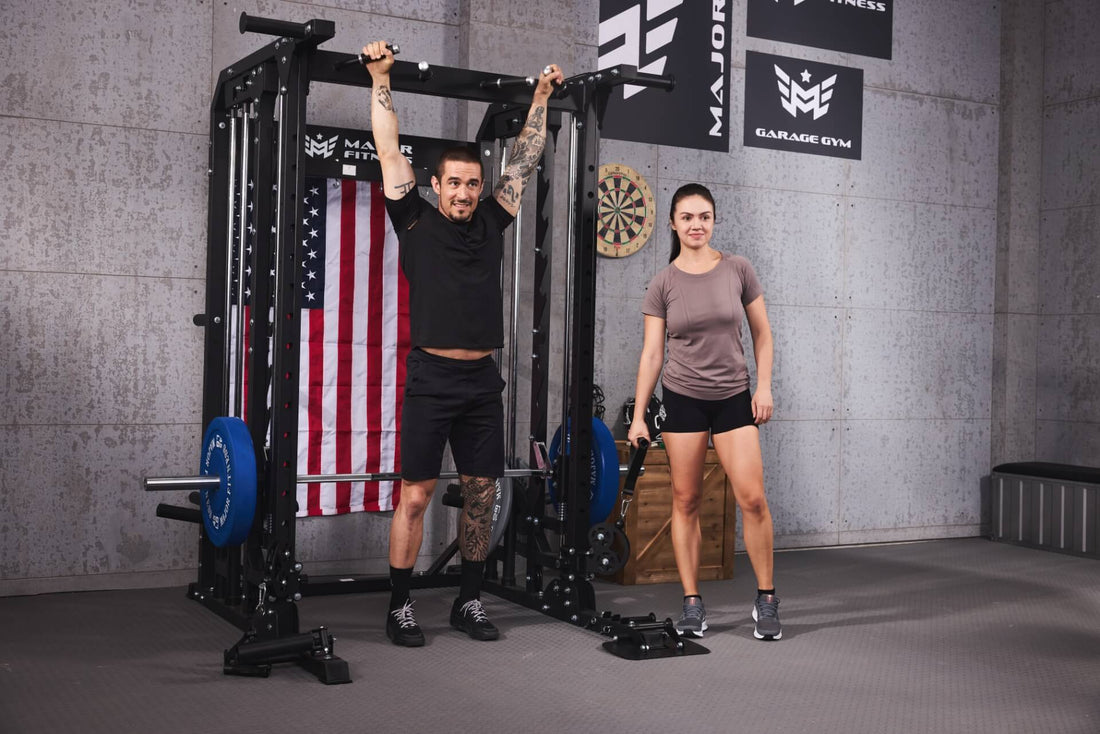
[145,13,706,683]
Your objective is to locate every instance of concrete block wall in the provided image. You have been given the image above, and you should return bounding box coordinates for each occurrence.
[1,0,213,595]
[1035,0,1100,464]
[0,0,1088,595]
[588,0,999,548]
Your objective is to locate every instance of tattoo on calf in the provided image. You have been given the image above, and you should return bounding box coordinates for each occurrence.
[459,477,496,562]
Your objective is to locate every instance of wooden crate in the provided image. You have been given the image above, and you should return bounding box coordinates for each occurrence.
[608,441,736,585]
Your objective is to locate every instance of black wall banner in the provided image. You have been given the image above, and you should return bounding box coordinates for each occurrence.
[302,126,469,184]
[747,0,893,60]
[598,0,733,152]
[743,51,864,160]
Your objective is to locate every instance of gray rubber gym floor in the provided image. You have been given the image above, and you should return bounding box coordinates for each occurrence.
[1,538,1097,734]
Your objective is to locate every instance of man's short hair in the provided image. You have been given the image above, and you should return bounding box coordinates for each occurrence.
[435,146,484,180]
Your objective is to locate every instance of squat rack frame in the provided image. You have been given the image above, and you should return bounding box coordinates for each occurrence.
[175,14,683,682]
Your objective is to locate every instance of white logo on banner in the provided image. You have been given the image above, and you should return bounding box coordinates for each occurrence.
[780,0,887,10]
[774,65,837,120]
[305,135,339,158]
[598,0,684,100]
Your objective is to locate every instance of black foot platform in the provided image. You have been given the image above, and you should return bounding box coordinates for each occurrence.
[600,614,710,660]
[223,627,351,684]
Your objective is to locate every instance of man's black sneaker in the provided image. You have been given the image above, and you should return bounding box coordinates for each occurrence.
[386,600,425,647]
[752,593,782,640]
[450,598,499,641]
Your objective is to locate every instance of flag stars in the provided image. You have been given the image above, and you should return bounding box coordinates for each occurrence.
[306,270,317,281]
[309,207,320,218]
[308,228,319,239]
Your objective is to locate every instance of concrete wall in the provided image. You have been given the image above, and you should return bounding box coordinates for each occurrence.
[0,0,1089,595]
[1034,0,1100,463]
[592,0,1000,548]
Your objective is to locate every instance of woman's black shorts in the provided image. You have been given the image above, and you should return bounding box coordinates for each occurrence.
[400,349,505,481]
[660,385,756,435]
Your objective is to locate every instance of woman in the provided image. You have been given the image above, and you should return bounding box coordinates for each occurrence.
[627,183,782,641]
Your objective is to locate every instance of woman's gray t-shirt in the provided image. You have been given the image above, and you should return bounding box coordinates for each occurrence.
[642,252,763,400]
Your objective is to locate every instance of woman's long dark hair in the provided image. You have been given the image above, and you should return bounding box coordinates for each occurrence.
[668,183,717,262]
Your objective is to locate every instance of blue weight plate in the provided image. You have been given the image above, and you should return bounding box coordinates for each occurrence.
[547,417,618,526]
[200,417,257,547]
[589,418,619,525]
[489,478,513,550]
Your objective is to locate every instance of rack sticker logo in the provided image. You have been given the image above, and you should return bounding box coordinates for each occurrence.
[744,51,863,160]
[598,0,731,151]
[305,134,339,159]
[776,65,837,120]
[749,0,892,59]
[598,0,683,100]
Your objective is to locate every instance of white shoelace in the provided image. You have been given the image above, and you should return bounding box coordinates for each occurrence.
[459,599,489,622]
[391,600,418,629]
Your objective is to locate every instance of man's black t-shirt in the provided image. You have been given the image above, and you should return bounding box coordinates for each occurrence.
[384,187,514,350]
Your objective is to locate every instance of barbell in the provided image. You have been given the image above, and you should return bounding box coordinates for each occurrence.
[148,416,638,549]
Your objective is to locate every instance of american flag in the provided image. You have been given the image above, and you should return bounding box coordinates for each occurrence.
[229,177,408,514]
[296,178,409,514]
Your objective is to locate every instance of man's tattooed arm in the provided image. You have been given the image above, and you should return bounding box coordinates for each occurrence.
[376,84,394,112]
[368,71,416,200]
[493,104,547,213]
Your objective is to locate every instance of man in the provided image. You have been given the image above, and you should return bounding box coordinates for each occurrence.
[362,41,563,646]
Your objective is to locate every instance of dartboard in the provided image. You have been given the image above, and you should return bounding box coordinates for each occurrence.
[597,164,655,258]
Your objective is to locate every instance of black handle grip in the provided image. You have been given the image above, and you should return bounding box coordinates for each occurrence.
[335,44,401,71]
[239,12,312,38]
[479,76,535,89]
[156,503,202,525]
[622,437,649,497]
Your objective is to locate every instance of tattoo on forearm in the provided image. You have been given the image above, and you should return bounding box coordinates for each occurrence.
[494,174,519,205]
[525,105,546,132]
[459,477,496,561]
[393,180,415,194]
[493,107,547,205]
[376,85,394,112]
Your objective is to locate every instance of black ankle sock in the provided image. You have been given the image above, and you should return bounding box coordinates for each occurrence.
[684,594,702,601]
[757,588,776,597]
[458,560,486,603]
[389,566,413,610]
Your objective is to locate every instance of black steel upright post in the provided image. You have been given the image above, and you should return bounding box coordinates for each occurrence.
[521,112,560,594]
[256,35,314,639]
[197,89,234,601]
[561,84,601,610]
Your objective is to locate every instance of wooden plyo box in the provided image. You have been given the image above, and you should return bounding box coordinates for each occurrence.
[609,441,736,585]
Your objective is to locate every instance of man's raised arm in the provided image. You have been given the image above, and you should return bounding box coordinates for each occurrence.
[362,41,417,200]
[493,64,565,217]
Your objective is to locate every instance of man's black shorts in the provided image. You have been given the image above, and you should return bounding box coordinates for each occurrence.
[400,349,505,481]
[660,385,756,435]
